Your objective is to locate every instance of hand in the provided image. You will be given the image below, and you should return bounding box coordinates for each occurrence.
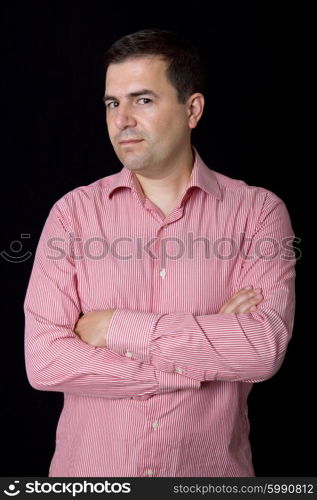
[218,286,263,314]
[74,309,116,347]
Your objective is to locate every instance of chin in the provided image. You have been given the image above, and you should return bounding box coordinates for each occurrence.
[123,154,148,171]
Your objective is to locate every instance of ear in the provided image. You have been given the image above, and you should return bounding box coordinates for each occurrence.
[186,93,205,129]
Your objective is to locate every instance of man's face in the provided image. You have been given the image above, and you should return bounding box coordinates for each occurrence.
[104,56,192,174]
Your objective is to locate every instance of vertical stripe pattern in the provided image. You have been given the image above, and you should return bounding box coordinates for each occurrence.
[24,147,296,477]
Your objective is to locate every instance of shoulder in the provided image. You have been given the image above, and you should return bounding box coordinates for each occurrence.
[212,168,287,212]
[56,173,116,207]
[48,172,118,229]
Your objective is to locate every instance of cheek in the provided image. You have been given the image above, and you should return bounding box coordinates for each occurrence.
[106,118,112,132]
[107,125,117,144]
[158,116,187,143]
[106,115,116,134]
[147,113,179,138]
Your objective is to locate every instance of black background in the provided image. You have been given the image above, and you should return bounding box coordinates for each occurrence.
[0,1,310,477]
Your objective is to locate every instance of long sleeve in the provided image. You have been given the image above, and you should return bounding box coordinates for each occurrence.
[106,193,296,383]
[24,203,200,398]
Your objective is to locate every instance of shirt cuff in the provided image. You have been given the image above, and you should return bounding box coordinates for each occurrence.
[156,369,201,394]
[149,313,208,381]
[132,369,201,400]
[106,309,161,363]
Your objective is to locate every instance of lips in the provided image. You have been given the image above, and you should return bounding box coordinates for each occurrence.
[119,139,143,145]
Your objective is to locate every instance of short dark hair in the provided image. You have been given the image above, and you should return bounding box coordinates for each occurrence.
[104,28,207,103]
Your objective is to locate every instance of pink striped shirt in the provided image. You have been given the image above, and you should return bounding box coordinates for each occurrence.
[24,147,296,477]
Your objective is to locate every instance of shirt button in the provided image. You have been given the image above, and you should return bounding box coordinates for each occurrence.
[145,469,154,476]
[159,268,166,278]
[175,367,184,374]
[152,421,159,429]
[125,351,133,358]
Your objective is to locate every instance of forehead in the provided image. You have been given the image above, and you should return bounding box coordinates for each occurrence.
[105,56,175,96]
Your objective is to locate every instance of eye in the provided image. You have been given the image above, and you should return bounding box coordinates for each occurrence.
[106,101,118,109]
[105,98,152,109]
[138,98,152,104]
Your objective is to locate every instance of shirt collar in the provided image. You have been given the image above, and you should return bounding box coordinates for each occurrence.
[107,146,222,202]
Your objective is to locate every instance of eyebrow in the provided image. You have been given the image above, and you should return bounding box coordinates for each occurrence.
[103,89,159,103]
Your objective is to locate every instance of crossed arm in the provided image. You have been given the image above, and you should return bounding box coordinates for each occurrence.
[74,280,289,384]
[74,286,263,348]
[24,194,296,398]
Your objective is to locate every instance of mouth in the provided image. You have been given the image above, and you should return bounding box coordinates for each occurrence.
[119,139,143,145]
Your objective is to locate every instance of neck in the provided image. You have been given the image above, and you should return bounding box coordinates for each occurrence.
[133,145,195,203]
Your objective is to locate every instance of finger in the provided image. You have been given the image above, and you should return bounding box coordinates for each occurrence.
[229,286,254,299]
[220,292,262,314]
[219,286,262,313]
[236,301,257,313]
[232,286,263,298]
[235,295,263,313]
[225,289,259,310]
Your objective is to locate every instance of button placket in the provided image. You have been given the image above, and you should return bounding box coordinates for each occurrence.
[151,421,159,430]
[158,223,167,279]
[175,367,184,374]
[142,384,162,476]
[159,268,166,278]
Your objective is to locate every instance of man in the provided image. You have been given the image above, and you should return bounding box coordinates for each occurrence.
[24,29,296,477]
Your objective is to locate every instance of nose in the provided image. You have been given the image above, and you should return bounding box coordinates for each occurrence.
[114,103,137,130]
